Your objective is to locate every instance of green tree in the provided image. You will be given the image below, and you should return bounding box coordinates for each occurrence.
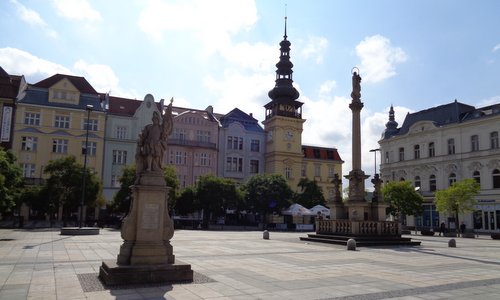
[163,165,180,212]
[43,156,101,220]
[19,185,51,218]
[196,175,242,222]
[244,174,293,221]
[112,164,179,215]
[112,165,136,214]
[435,178,480,232]
[0,148,24,215]
[294,178,326,208]
[175,186,199,216]
[382,181,424,221]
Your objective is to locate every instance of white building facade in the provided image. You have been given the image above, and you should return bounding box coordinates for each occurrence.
[379,101,500,233]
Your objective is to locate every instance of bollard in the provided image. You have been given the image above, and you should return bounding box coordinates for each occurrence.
[448,238,456,247]
[263,230,269,240]
[347,238,356,251]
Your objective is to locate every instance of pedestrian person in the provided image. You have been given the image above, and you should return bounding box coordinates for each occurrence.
[439,222,446,236]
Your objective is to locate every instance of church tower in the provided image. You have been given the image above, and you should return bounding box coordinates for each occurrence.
[262,16,305,190]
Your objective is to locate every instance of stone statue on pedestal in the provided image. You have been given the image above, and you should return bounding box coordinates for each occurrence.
[100,95,192,285]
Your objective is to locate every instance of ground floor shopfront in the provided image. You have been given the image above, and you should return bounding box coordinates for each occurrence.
[403,200,500,233]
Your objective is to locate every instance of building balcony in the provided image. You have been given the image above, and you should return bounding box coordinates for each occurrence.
[168,138,217,149]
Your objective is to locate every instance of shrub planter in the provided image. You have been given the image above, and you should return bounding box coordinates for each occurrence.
[421,230,435,236]
[491,233,500,240]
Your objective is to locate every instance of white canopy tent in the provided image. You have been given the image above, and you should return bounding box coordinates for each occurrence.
[309,205,331,217]
[282,204,315,216]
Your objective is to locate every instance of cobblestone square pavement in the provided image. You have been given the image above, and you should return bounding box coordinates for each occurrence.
[1,228,500,299]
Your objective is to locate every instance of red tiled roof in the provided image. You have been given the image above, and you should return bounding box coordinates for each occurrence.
[302,145,343,162]
[33,74,98,94]
[108,96,162,116]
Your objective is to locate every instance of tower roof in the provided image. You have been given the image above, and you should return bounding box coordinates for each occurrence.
[266,16,300,105]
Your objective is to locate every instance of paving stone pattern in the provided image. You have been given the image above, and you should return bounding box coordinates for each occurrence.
[1,228,500,299]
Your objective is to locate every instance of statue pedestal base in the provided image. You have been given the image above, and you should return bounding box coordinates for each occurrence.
[99,173,192,285]
[99,260,193,285]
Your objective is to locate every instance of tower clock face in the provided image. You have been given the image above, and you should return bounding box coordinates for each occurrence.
[285,131,293,140]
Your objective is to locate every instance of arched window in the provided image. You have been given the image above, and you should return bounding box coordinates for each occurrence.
[473,171,481,185]
[429,175,437,192]
[493,169,500,189]
[448,173,457,186]
[414,176,421,188]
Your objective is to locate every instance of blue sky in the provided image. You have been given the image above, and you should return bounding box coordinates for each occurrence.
[2,0,500,186]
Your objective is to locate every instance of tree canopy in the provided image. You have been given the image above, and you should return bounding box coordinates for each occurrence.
[195,175,243,221]
[0,148,23,214]
[294,178,326,208]
[244,174,293,216]
[435,178,480,231]
[382,180,424,220]
[43,156,101,218]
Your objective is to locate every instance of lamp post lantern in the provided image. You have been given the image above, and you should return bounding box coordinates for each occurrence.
[80,104,93,228]
[369,148,381,176]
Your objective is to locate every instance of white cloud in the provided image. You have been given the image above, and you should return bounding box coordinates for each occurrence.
[300,36,329,64]
[319,80,337,96]
[138,0,257,53]
[10,0,57,38]
[355,35,407,83]
[219,42,275,73]
[493,44,500,52]
[203,70,273,119]
[478,96,500,107]
[0,47,70,77]
[52,0,101,21]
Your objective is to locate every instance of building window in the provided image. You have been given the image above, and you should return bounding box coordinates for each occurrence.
[24,112,40,126]
[52,139,68,153]
[54,115,70,129]
[301,164,306,177]
[490,132,499,149]
[226,157,243,172]
[112,150,127,164]
[111,175,120,187]
[314,164,321,177]
[199,153,209,166]
[447,138,455,155]
[174,151,187,165]
[429,175,436,192]
[398,147,404,161]
[115,126,127,139]
[22,163,36,178]
[250,139,260,152]
[471,135,479,152]
[414,176,421,188]
[84,119,98,131]
[227,136,243,150]
[448,173,457,186]
[385,151,389,163]
[473,171,480,185]
[21,136,37,151]
[493,169,500,189]
[250,160,259,173]
[173,128,187,141]
[196,130,210,143]
[414,145,420,159]
[285,167,292,179]
[82,141,97,156]
[428,142,435,157]
[328,166,334,177]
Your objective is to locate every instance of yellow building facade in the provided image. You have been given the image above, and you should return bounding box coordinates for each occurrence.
[12,75,105,187]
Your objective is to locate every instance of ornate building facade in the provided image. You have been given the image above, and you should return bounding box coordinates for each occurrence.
[379,100,500,232]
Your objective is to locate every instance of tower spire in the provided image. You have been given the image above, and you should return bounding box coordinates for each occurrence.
[284,5,287,40]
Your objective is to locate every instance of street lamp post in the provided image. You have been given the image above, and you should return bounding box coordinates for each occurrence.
[80,104,93,228]
[369,148,381,176]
